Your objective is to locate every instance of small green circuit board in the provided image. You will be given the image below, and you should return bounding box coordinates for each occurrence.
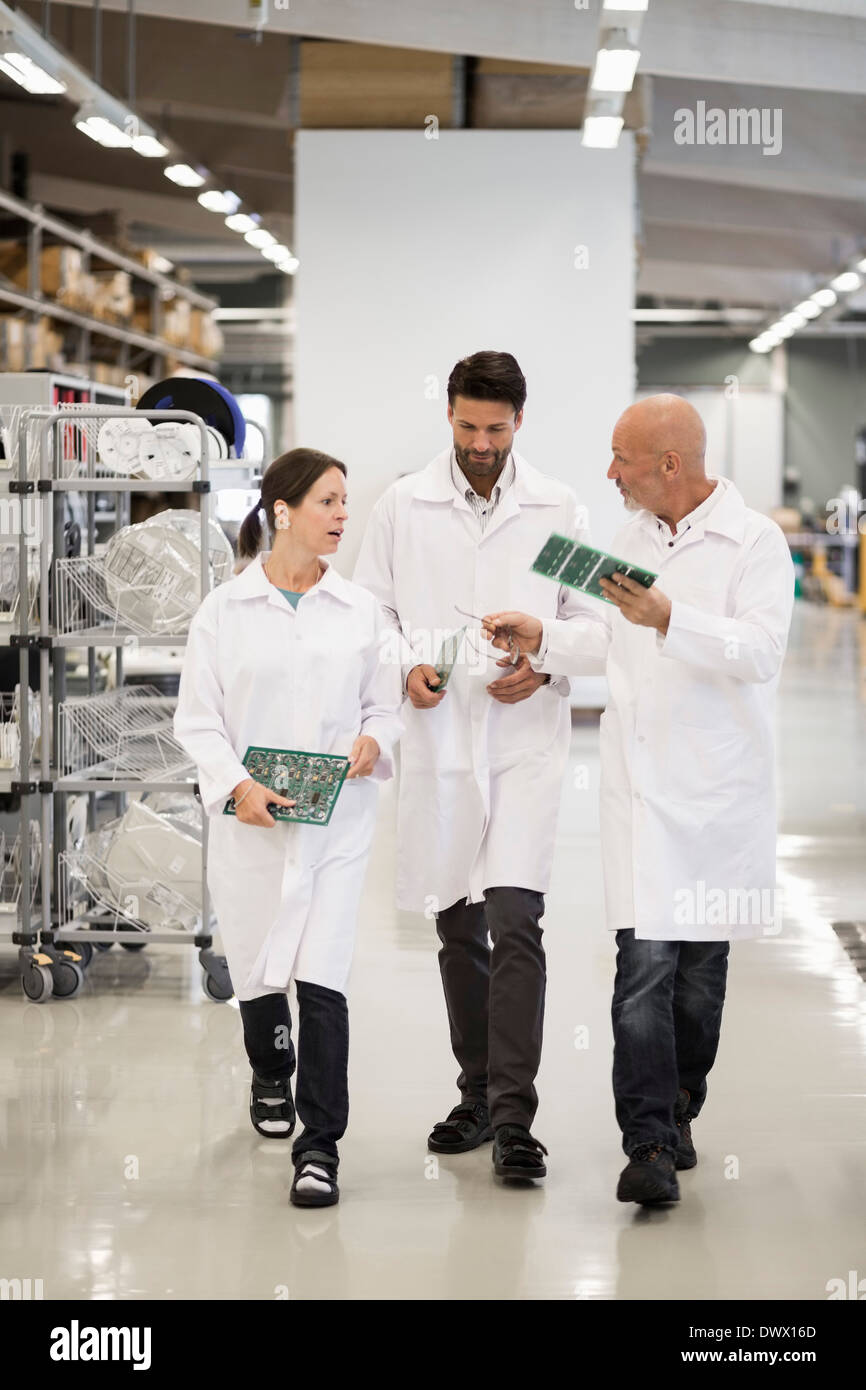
[433,626,467,688]
[223,747,350,825]
[531,533,657,604]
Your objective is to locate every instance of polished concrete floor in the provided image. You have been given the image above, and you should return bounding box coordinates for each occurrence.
[0,602,864,1300]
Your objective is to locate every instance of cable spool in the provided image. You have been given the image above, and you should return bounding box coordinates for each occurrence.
[136,378,246,458]
[139,422,201,481]
[96,417,153,474]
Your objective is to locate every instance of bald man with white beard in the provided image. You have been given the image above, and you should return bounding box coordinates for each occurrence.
[483,395,795,1206]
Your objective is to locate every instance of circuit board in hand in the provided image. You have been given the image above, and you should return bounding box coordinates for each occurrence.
[433,626,467,688]
[531,533,657,605]
[223,747,350,825]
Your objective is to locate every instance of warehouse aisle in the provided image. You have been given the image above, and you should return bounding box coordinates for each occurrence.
[0,604,863,1301]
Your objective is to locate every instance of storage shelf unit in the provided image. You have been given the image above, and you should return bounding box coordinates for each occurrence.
[0,186,220,378]
[1,390,260,1001]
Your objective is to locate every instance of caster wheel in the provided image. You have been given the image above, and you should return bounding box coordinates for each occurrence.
[93,941,114,952]
[119,925,147,952]
[73,941,94,969]
[22,962,53,1002]
[203,971,233,1002]
[50,959,84,999]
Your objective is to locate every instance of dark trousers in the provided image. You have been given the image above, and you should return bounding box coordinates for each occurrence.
[611,929,730,1157]
[238,979,349,1163]
[435,886,546,1130]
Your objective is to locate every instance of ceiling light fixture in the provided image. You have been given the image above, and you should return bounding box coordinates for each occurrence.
[198,190,241,215]
[244,228,277,249]
[591,32,640,94]
[225,213,259,234]
[830,270,862,294]
[0,49,66,94]
[164,163,207,188]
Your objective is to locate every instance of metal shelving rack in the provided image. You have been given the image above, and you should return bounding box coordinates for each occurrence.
[5,399,263,1001]
[0,186,219,377]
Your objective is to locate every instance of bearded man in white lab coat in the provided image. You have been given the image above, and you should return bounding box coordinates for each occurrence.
[483,394,795,1205]
[353,351,606,1181]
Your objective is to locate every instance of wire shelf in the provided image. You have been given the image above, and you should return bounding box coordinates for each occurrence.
[57,684,192,781]
[0,821,41,917]
[59,798,203,934]
[0,687,42,773]
[0,543,41,629]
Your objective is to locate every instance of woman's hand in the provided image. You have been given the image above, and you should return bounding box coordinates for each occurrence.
[346,735,380,779]
[231,778,297,827]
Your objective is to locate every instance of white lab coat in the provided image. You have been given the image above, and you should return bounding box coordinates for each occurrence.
[352,448,607,913]
[173,552,403,999]
[531,477,795,940]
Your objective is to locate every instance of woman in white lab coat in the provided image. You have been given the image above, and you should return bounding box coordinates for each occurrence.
[174,448,402,1208]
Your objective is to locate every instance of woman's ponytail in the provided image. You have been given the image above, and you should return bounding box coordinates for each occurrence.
[237,500,265,560]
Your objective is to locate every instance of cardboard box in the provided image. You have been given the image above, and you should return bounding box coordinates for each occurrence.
[0,316,26,371]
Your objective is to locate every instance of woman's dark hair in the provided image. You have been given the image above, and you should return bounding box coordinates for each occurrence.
[237,447,348,560]
[447,351,527,417]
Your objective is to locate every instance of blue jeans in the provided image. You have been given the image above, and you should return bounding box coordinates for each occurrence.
[239,979,349,1164]
[611,930,729,1157]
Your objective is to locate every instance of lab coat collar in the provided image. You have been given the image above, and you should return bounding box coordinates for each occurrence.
[413,448,561,507]
[227,550,354,606]
[636,476,746,545]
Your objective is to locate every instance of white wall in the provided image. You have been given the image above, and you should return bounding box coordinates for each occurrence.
[295,130,636,574]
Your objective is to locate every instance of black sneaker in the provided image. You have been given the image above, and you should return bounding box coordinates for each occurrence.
[674,1088,697,1170]
[617,1143,680,1204]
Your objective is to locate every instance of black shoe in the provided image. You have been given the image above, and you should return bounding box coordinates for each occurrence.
[674,1088,697,1170]
[617,1143,680,1204]
[428,1101,493,1153]
[249,1072,295,1138]
[290,1150,339,1208]
[492,1125,548,1180]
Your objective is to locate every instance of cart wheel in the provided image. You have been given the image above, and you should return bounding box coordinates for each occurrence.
[120,941,147,952]
[93,940,114,952]
[50,959,84,999]
[74,941,94,969]
[22,962,53,1002]
[203,971,233,1002]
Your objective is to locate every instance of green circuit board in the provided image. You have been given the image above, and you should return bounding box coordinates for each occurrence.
[531,532,657,604]
[433,626,467,688]
[223,747,350,825]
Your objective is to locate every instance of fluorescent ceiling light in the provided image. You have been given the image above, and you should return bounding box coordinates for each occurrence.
[810,287,837,308]
[857,257,866,274]
[749,337,773,354]
[261,243,292,262]
[830,270,862,293]
[198,189,241,215]
[277,257,299,275]
[0,50,66,94]
[582,115,624,149]
[781,311,807,329]
[591,39,640,94]
[772,322,794,339]
[76,113,133,149]
[225,213,258,233]
[244,228,276,249]
[164,163,206,188]
[794,300,822,319]
[132,134,169,158]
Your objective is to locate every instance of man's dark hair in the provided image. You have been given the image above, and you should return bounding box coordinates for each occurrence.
[447,351,527,417]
